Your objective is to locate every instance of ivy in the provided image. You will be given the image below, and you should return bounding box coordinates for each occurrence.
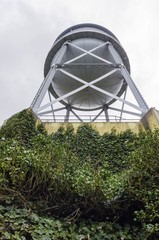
[0,108,46,147]
[0,205,149,240]
[1,109,159,238]
[52,125,137,173]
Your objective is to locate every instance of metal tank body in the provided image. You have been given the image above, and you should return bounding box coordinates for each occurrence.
[44,23,130,111]
[31,23,148,122]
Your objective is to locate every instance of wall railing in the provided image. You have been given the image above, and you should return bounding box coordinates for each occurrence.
[40,114,140,123]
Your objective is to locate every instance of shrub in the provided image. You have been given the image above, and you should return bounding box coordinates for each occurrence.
[1,110,159,238]
[0,108,46,147]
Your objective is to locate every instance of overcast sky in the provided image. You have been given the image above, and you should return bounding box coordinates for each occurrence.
[0,0,159,125]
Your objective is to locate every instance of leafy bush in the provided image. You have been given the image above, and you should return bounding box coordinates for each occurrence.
[0,135,128,220]
[52,125,137,173]
[0,108,46,146]
[1,109,159,238]
[127,129,159,238]
[0,205,148,240]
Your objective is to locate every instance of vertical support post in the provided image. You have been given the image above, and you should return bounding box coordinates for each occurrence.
[120,67,149,116]
[108,42,149,115]
[119,87,127,122]
[48,91,56,122]
[64,105,71,122]
[103,105,109,122]
[31,43,68,113]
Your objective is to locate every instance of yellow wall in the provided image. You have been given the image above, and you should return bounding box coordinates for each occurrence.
[140,108,159,130]
[43,108,159,135]
[44,121,140,135]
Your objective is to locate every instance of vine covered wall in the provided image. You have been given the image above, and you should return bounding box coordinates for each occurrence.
[0,109,159,239]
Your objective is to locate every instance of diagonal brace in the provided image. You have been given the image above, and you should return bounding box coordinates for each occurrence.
[66,41,113,65]
[36,69,118,112]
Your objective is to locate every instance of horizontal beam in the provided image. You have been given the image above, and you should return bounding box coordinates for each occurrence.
[108,106,142,117]
[38,107,66,116]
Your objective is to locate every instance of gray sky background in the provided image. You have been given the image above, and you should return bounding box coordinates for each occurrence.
[0,0,159,125]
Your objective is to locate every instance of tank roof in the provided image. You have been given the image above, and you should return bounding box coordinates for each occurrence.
[55,23,119,43]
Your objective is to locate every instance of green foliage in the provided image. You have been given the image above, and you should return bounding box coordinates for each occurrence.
[0,205,148,240]
[127,129,159,238]
[0,108,46,146]
[70,124,101,161]
[52,125,137,173]
[100,129,137,172]
[1,110,159,238]
[0,205,74,239]
[0,135,128,220]
[128,129,159,197]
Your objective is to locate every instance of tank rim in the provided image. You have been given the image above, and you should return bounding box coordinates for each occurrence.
[55,23,119,43]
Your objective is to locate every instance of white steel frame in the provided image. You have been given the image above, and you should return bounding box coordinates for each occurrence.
[31,41,149,122]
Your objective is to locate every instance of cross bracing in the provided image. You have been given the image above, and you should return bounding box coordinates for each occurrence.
[31,40,148,122]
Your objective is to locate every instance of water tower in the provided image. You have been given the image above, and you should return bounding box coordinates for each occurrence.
[31,23,148,122]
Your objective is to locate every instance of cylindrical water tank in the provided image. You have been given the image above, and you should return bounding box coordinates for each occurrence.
[44,23,130,111]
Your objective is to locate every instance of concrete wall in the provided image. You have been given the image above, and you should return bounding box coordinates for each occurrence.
[43,108,159,135]
[44,121,140,135]
[140,108,159,130]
